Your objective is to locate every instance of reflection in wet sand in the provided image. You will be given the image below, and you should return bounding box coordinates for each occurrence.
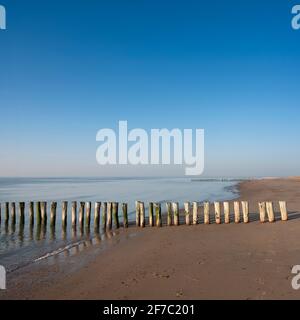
[35,223,42,241]
[0,200,134,272]
[19,224,24,244]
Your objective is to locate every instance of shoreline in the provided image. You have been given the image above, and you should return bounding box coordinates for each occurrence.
[2,177,300,300]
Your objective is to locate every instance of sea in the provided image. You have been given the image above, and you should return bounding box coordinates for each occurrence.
[0,177,244,273]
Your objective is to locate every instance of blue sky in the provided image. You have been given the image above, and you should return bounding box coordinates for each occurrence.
[0,0,299,177]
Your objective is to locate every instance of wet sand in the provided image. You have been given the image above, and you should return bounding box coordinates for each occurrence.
[2,178,300,300]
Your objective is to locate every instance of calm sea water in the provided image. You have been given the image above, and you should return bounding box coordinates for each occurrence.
[0,177,240,272]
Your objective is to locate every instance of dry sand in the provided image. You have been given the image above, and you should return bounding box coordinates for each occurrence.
[2,178,300,300]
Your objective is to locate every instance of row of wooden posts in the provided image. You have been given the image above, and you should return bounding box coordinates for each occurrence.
[0,201,127,231]
[135,200,288,227]
[0,200,288,231]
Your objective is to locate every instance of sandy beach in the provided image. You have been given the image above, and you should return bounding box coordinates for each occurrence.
[2,178,300,300]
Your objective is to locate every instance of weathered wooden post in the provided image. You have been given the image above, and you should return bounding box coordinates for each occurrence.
[94,202,101,230]
[113,202,120,229]
[258,202,266,223]
[192,202,198,225]
[5,202,9,223]
[204,202,210,224]
[241,201,249,223]
[279,201,288,221]
[214,202,221,224]
[122,203,128,228]
[71,201,77,228]
[155,203,162,227]
[149,202,154,227]
[234,201,240,223]
[173,202,180,226]
[107,202,113,230]
[50,202,57,228]
[102,202,107,229]
[166,202,172,226]
[266,201,275,223]
[85,202,91,228]
[19,202,25,226]
[19,205,25,238]
[41,202,47,226]
[36,201,41,225]
[184,202,191,225]
[139,202,145,228]
[11,202,16,226]
[62,201,68,229]
[79,202,85,229]
[29,201,34,226]
[223,202,230,224]
[135,201,140,227]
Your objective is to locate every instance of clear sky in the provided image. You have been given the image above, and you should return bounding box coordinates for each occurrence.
[0,0,300,177]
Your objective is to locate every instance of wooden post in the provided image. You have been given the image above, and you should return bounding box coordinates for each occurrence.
[266,201,275,223]
[155,203,162,227]
[36,201,41,225]
[85,202,91,228]
[62,201,68,229]
[19,202,25,226]
[94,202,101,230]
[107,202,113,230]
[122,203,128,228]
[5,202,9,223]
[29,202,34,226]
[71,201,77,228]
[173,202,180,226]
[135,201,140,227]
[19,206,25,237]
[214,202,221,224]
[40,202,47,226]
[139,202,145,228]
[223,202,230,224]
[11,202,16,226]
[234,201,240,223]
[50,202,57,228]
[241,201,249,223]
[112,202,120,229]
[279,201,288,221]
[79,202,85,229]
[184,202,191,225]
[204,202,210,224]
[192,202,198,225]
[258,202,266,223]
[102,202,107,229]
[149,202,154,227]
[166,202,172,226]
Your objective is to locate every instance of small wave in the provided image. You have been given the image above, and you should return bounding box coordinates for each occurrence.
[34,240,85,262]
